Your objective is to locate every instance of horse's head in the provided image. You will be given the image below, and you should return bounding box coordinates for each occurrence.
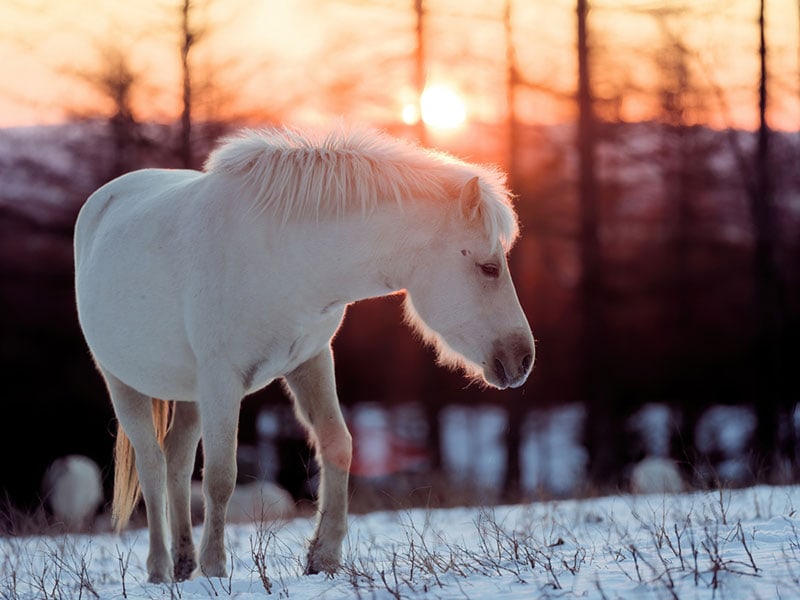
[404,176,534,389]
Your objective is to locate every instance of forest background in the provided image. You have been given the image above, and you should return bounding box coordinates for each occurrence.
[0,0,798,518]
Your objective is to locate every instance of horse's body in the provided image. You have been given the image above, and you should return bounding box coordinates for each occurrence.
[74,126,534,583]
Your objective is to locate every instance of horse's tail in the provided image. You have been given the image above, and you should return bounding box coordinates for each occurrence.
[112,398,174,532]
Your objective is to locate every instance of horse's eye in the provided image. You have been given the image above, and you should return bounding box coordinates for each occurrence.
[479,262,500,278]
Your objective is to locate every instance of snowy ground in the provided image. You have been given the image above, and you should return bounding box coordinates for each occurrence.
[3,485,800,599]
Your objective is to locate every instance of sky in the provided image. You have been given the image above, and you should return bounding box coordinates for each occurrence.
[0,0,797,130]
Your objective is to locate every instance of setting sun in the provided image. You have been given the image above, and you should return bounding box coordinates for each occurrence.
[403,85,467,130]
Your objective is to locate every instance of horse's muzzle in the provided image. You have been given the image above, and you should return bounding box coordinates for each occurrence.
[486,332,535,389]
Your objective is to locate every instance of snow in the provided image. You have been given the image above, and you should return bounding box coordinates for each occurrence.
[3,485,800,599]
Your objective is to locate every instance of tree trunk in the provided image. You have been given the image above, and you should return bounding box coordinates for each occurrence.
[501,0,524,501]
[750,0,791,480]
[179,0,194,169]
[413,0,427,146]
[576,0,617,488]
[504,0,519,192]
[502,390,524,500]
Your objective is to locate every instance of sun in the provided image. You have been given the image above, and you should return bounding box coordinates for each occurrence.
[402,84,467,130]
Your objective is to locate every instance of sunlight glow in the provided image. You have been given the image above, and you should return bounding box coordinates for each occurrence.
[0,1,796,130]
[402,85,467,130]
[401,103,419,126]
[421,85,467,129]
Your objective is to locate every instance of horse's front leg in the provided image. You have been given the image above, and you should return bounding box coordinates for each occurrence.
[284,347,352,575]
[196,373,242,578]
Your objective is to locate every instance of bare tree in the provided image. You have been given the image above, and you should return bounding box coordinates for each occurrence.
[170,0,252,166]
[68,41,147,180]
[575,0,614,487]
[503,0,520,192]
[750,0,791,480]
[648,8,725,481]
[412,0,428,145]
[178,0,204,168]
[500,0,529,500]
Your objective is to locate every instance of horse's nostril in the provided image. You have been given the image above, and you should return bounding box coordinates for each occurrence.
[494,358,508,386]
[521,353,533,372]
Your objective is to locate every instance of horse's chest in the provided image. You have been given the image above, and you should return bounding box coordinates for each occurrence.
[241,311,343,394]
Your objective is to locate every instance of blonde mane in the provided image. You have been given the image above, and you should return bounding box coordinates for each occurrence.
[204,126,519,249]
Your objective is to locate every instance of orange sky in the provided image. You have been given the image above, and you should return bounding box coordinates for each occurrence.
[0,0,797,131]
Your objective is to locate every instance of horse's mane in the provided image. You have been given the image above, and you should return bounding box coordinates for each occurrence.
[204,125,519,249]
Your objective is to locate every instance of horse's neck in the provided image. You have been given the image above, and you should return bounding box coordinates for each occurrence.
[278,205,435,305]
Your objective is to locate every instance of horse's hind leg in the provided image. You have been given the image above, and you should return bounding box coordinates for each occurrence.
[284,348,352,575]
[104,372,172,583]
[164,401,201,581]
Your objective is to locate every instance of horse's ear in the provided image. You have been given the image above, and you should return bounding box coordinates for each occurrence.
[459,176,482,222]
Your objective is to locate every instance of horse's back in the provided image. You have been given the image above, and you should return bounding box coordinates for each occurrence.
[75,169,203,264]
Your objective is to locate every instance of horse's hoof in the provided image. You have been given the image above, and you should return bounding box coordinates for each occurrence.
[173,556,197,581]
[304,561,336,576]
[199,546,229,579]
[304,549,340,575]
[200,566,228,579]
[199,560,228,579]
[147,555,174,584]
[147,570,172,584]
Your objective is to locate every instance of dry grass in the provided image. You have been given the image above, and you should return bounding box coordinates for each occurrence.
[2,483,797,599]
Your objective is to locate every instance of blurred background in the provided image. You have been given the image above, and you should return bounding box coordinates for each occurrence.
[1,0,798,524]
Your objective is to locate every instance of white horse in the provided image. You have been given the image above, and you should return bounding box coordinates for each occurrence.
[74,126,534,583]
